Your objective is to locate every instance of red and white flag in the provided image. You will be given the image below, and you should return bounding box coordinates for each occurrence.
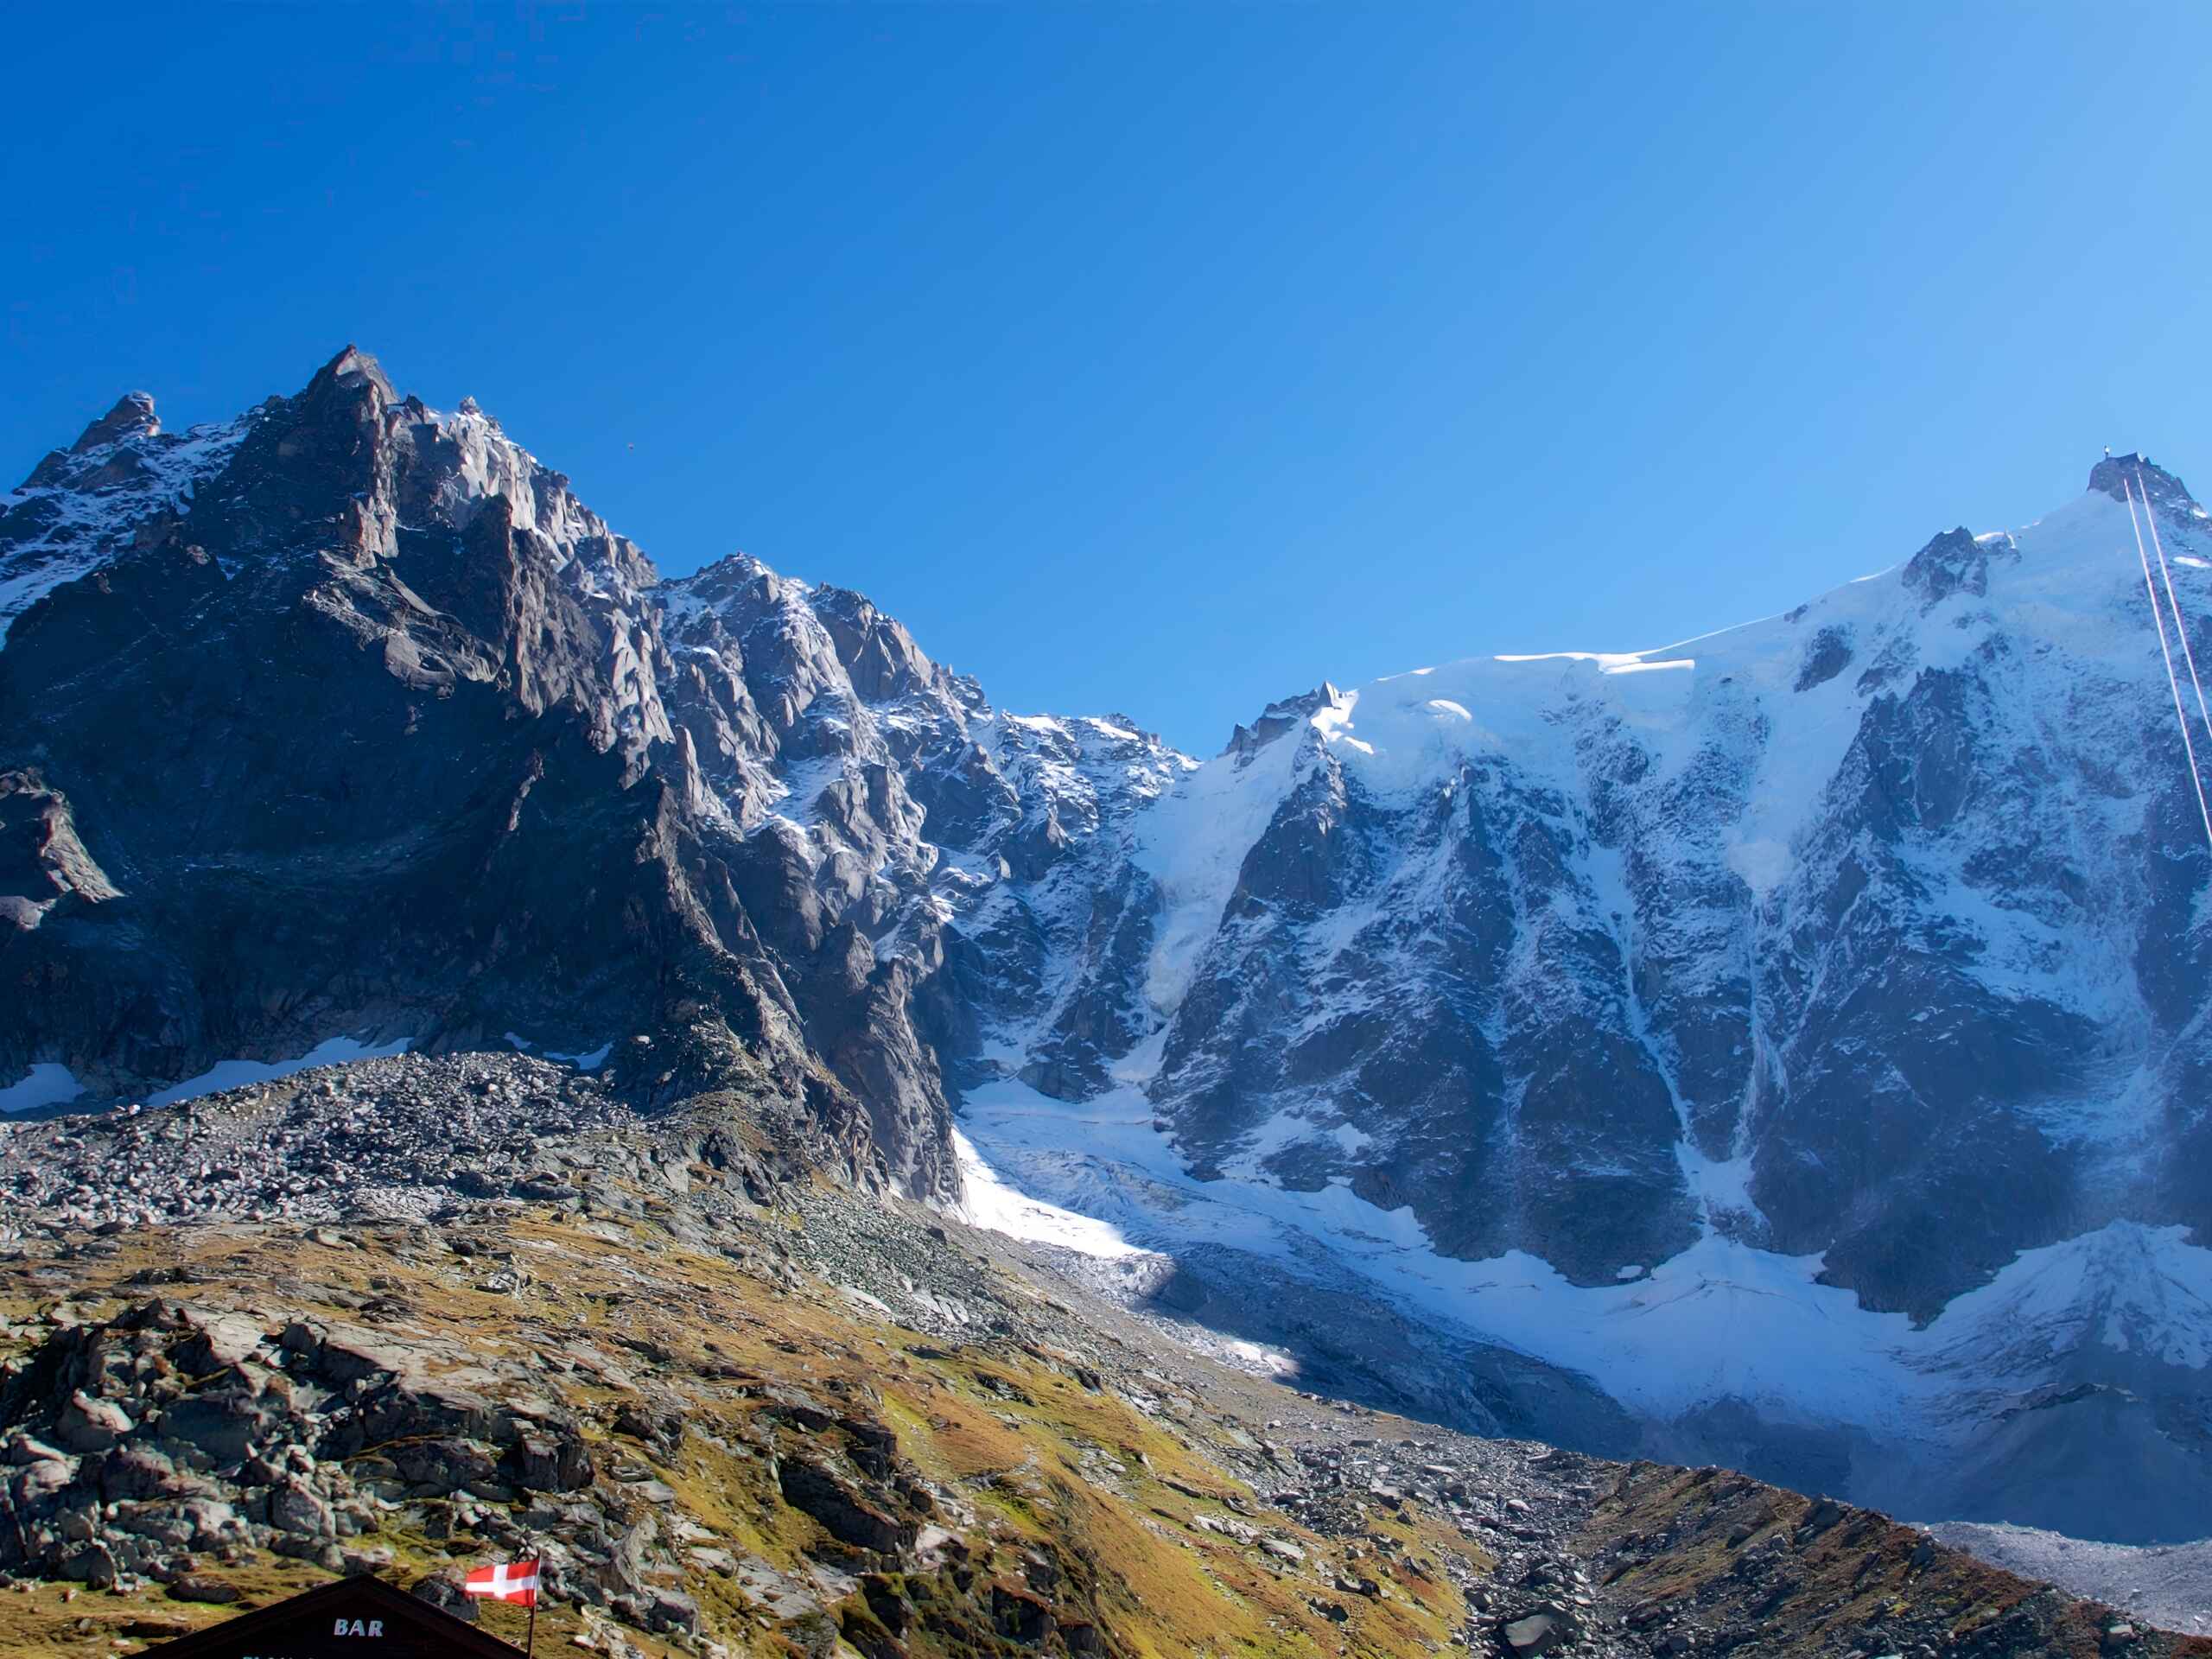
[463,1560,540,1607]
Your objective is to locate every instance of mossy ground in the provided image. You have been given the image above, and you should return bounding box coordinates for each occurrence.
[1583,1464,2212,1659]
[0,1204,1481,1658]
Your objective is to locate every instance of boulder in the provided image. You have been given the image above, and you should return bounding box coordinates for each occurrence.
[170,1573,242,1605]
[1502,1611,1572,1656]
[54,1390,132,1453]
[778,1458,915,1554]
[266,1475,337,1539]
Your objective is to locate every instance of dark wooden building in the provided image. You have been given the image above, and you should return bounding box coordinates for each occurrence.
[143,1576,527,1659]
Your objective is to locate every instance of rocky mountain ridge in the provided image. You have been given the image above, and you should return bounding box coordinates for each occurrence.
[6,350,2211,1542]
[947,455,2212,1544]
[0,1049,2200,1657]
[3,347,1124,1205]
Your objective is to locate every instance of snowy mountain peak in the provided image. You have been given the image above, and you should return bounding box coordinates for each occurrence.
[8,352,2212,1539]
[2,393,251,640]
[671,550,783,604]
[957,461,2212,1540]
[69,391,159,455]
[2088,451,2204,524]
[307,341,398,407]
[1225,680,1351,760]
[1902,523,2011,606]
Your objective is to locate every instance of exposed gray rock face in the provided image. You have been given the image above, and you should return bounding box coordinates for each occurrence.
[1928,1521,2212,1639]
[0,349,899,1184]
[2092,449,2198,518]
[11,358,2212,1542]
[1226,683,1350,761]
[0,770,121,930]
[0,350,1180,1205]
[946,455,2212,1541]
[973,460,2212,1298]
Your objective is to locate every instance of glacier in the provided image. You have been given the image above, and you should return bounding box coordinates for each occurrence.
[8,350,2207,1540]
[950,461,2212,1541]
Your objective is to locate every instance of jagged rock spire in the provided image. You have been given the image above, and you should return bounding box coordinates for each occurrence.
[68,391,158,454]
[2088,451,2203,524]
[1225,681,1347,760]
[301,343,397,410]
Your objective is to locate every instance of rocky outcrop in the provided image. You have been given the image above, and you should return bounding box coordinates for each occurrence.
[13,353,2212,1546]
[0,1295,594,1588]
[1901,524,2012,607]
[948,457,2212,1542]
[0,1284,1061,1654]
[0,1052,2198,1659]
[2089,450,2210,528]
[1018,458,2212,1313]
[0,352,1195,1204]
[0,770,120,931]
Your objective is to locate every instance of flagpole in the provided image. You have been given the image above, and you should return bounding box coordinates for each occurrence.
[523,1537,537,1659]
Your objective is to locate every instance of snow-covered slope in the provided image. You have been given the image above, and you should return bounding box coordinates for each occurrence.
[7,354,2207,1541]
[950,457,2212,1541]
[0,393,248,640]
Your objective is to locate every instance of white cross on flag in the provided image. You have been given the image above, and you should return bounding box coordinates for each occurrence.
[462,1559,540,1606]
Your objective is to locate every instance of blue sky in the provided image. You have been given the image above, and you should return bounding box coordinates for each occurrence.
[6,3,2209,753]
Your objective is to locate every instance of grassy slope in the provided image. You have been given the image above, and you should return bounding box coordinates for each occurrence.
[0,1204,1478,1659]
